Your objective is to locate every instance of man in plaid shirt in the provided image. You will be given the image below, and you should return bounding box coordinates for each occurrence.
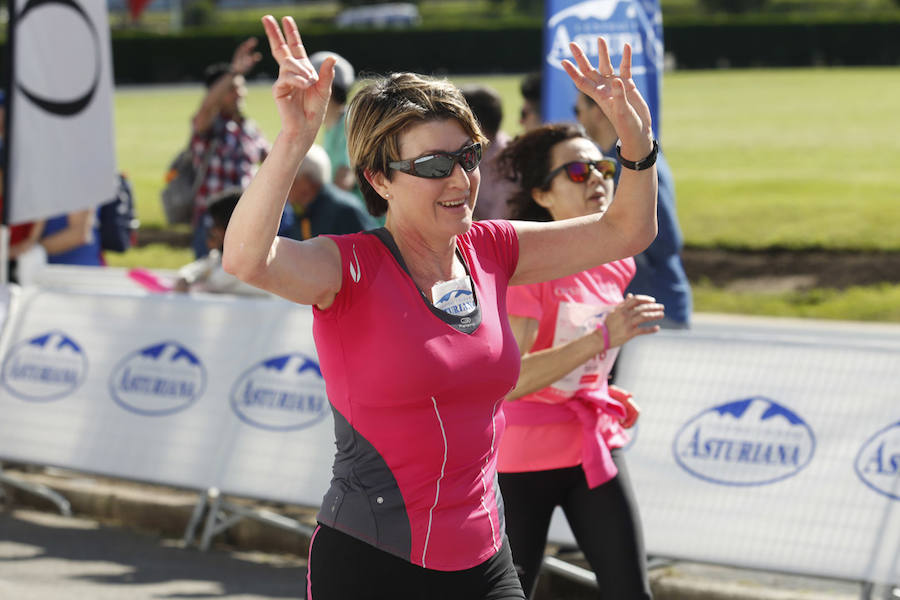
[189,38,270,258]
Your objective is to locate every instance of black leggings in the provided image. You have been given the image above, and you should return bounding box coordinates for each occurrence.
[498,449,652,599]
[307,523,525,600]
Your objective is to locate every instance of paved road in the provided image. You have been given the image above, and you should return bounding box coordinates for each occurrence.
[0,505,886,600]
[0,509,307,599]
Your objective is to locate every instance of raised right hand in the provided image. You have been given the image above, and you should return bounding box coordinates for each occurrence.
[261,15,335,143]
[230,37,262,76]
[562,37,653,158]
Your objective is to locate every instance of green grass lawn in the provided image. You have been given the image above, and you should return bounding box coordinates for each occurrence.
[663,67,900,251]
[692,281,900,322]
[108,66,900,321]
[116,67,900,247]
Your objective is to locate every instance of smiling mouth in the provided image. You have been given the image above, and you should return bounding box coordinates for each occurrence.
[438,199,467,208]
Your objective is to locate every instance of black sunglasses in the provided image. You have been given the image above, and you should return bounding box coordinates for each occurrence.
[389,142,483,179]
[542,159,616,187]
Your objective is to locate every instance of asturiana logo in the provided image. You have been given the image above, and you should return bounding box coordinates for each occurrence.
[0,330,87,401]
[109,341,205,416]
[545,0,660,72]
[672,396,816,486]
[854,421,900,501]
[230,353,329,431]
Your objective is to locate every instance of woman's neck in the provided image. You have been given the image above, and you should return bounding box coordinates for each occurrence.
[385,220,464,298]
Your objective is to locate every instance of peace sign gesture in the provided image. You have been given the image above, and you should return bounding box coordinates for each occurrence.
[261,15,335,143]
[562,37,653,157]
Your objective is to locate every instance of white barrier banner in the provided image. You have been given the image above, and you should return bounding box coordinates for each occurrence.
[0,286,334,505]
[549,315,900,585]
[2,277,899,585]
[6,0,117,224]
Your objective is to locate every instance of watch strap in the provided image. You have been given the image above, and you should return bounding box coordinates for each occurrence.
[616,139,659,171]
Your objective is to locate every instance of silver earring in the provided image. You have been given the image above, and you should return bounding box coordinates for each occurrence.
[384,193,391,199]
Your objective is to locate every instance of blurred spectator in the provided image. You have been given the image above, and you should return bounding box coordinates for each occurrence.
[0,88,5,158]
[8,221,45,258]
[9,173,136,281]
[96,172,139,255]
[174,189,270,296]
[39,208,103,266]
[519,71,543,133]
[575,90,692,328]
[281,144,376,241]
[309,52,361,197]
[461,84,515,221]
[189,37,270,258]
[7,220,47,284]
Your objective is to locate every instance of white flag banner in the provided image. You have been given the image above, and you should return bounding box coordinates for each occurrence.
[7,0,117,225]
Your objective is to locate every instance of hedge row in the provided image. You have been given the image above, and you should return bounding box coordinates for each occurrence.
[109,27,545,83]
[666,21,900,68]
[3,20,898,84]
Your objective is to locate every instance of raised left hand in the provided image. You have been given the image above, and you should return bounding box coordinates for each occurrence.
[561,37,653,156]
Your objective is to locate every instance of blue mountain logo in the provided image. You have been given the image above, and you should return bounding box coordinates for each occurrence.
[672,396,816,486]
[855,421,900,501]
[230,353,329,431]
[545,0,662,72]
[1,330,88,401]
[108,341,206,416]
[437,289,473,304]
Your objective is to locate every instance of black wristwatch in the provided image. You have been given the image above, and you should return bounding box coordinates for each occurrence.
[616,139,659,171]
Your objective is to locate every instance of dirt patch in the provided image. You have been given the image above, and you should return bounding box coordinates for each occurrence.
[137,228,193,248]
[681,248,900,292]
[137,229,900,293]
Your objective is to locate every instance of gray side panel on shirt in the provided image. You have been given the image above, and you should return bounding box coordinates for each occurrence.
[317,406,413,560]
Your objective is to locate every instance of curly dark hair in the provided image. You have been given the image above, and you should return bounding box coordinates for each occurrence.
[497,122,588,222]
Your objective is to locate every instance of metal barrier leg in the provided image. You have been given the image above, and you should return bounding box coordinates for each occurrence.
[217,500,315,538]
[185,488,316,552]
[859,582,900,600]
[647,556,674,571]
[542,555,598,589]
[199,488,223,551]
[182,491,211,547]
[0,467,72,516]
[862,582,875,600]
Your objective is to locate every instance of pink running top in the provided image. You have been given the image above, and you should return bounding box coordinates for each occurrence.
[498,258,635,488]
[312,220,521,571]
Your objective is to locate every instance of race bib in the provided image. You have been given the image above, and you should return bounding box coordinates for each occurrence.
[551,301,618,394]
[432,277,476,316]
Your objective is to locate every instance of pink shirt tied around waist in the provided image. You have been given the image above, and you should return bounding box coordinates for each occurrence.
[498,258,635,488]
[502,386,631,488]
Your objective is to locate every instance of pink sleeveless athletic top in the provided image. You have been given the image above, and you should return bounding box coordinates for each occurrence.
[312,220,521,571]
